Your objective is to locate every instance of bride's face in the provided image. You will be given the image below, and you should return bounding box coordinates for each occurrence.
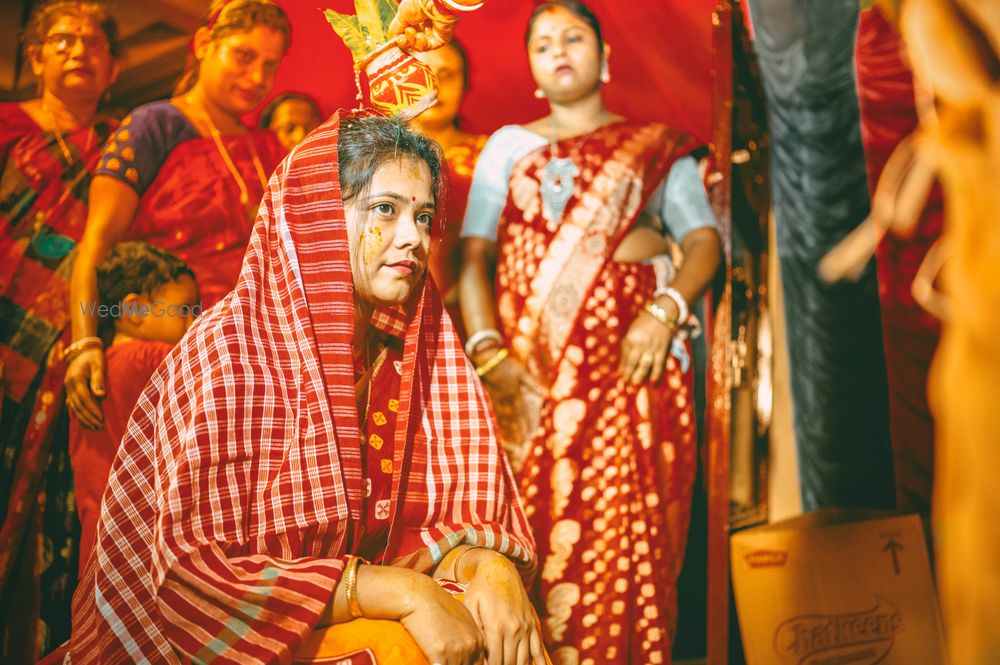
[527,6,604,104]
[346,156,435,307]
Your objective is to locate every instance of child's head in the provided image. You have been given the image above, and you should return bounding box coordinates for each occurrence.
[96,241,199,344]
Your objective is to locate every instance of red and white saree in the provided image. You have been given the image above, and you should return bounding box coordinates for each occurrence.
[67,111,535,664]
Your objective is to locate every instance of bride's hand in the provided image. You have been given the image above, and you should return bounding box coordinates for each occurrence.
[399,572,485,665]
[461,551,546,665]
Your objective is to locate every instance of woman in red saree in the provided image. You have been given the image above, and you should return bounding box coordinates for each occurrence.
[0,2,120,659]
[67,112,544,665]
[65,0,288,431]
[459,2,721,663]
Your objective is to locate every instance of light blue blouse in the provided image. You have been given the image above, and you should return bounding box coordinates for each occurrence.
[460,124,718,241]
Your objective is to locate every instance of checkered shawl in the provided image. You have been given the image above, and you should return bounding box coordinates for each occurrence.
[69,111,535,664]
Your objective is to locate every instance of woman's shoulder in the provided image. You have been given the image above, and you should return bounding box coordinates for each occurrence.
[115,100,198,145]
[0,102,40,148]
[124,99,186,123]
[479,125,546,164]
[609,118,696,155]
[638,119,694,144]
[0,102,36,127]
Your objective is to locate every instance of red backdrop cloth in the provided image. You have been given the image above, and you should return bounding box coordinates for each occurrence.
[263,0,716,142]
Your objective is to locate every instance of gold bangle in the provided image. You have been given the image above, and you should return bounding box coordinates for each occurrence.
[474,348,509,378]
[62,337,104,364]
[344,555,364,618]
[643,302,677,329]
[452,546,492,584]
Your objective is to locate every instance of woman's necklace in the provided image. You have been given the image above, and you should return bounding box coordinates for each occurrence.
[42,102,94,164]
[186,95,268,207]
[540,113,605,222]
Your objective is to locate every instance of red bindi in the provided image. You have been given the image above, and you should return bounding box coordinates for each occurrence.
[411,196,416,202]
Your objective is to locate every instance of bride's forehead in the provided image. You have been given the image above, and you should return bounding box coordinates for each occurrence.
[369,157,431,185]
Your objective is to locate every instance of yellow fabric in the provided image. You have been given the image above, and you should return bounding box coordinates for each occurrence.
[294,617,430,665]
[294,592,466,665]
[294,592,554,664]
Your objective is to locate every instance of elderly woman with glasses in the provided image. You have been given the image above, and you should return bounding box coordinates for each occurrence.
[0,1,121,660]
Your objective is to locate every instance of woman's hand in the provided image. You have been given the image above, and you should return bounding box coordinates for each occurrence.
[620,303,677,385]
[65,347,106,429]
[462,551,546,665]
[399,573,485,665]
[388,0,459,51]
[475,351,541,443]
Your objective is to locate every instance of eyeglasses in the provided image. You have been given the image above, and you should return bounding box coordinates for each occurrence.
[43,32,110,55]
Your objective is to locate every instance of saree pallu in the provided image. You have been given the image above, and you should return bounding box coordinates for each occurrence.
[0,104,115,662]
[495,121,697,665]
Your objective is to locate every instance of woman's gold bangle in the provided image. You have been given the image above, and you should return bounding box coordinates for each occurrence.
[62,336,103,365]
[453,545,492,584]
[344,555,364,618]
[475,348,509,377]
[643,302,677,329]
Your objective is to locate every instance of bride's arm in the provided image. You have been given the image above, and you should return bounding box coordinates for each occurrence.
[318,563,429,625]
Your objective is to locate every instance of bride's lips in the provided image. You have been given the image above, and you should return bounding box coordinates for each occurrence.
[385,260,417,276]
[555,64,575,76]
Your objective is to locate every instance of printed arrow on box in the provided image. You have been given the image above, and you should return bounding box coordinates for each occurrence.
[883,538,903,575]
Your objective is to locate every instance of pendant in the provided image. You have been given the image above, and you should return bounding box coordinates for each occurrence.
[540,156,579,221]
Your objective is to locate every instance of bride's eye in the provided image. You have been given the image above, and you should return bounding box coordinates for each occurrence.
[416,212,434,228]
[373,202,395,217]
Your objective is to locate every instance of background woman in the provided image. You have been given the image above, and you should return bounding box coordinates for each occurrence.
[459,2,720,662]
[69,113,545,665]
[259,90,323,150]
[0,2,120,659]
[411,40,487,335]
[65,0,288,431]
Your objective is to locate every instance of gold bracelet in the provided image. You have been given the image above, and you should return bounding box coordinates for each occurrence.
[643,302,677,329]
[474,348,509,378]
[344,555,364,618]
[452,545,492,584]
[62,336,104,364]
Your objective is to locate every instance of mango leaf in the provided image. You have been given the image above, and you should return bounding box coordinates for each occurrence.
[324,9,367,61]
[355,0,387,43]
[376,0,399,30]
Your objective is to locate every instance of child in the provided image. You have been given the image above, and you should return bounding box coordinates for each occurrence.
[69,241,199,572]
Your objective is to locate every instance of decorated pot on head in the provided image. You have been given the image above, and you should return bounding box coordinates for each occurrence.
[359,41,438,118]
[326,1,438,119]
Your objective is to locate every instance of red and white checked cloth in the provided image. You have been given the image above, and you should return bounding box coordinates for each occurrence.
[68,111,535,664]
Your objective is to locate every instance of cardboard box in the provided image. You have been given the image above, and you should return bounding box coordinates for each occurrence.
[731,509,947,665]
